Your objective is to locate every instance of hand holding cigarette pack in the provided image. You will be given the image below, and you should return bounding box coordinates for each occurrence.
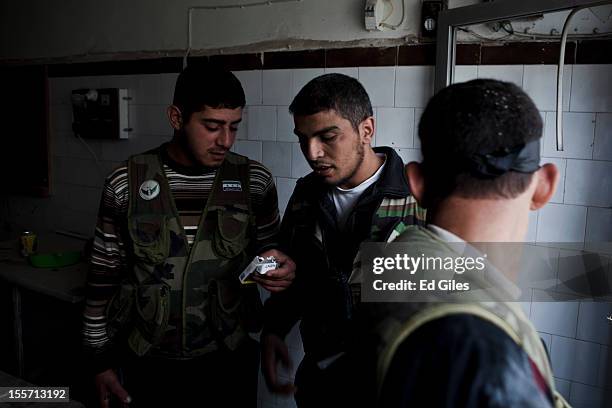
[239,256,279,283]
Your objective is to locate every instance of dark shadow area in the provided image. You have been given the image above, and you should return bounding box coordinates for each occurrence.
[0,283,97,407]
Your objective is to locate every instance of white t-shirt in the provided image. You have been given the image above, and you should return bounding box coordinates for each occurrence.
[329,154,386,230]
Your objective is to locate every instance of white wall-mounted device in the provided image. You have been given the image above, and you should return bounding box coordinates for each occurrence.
[365,0,407,31]
[365,0,385,31]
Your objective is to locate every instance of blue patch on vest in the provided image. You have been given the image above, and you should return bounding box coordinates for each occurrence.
[222,180,242,192]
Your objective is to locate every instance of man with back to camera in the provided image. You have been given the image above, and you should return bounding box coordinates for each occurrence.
[358,79,571,407]
[260,73,427,407]
[82,64,296,407]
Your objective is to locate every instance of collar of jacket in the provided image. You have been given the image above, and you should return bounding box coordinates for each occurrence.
[297,145,411,203]
[369,146,411,198]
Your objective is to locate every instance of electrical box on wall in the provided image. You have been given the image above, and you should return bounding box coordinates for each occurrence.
[71,88,130,139]
[365,0,385,31]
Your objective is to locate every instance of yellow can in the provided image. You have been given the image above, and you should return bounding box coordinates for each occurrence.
[20,231,38,257]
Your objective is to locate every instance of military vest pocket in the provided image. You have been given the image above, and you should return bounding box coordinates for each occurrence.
[212,208,249,259]
[105,282,135,340]
[128,214,170,265]
[207,279,244,350]
[128,282,170,356]
[239,283,264,333]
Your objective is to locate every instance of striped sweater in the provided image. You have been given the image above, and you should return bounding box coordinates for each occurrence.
[83,148,280,370]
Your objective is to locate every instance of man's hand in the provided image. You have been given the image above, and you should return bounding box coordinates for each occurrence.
[261,333,297,395]
[94,369,132,408]
[252,249,296,293]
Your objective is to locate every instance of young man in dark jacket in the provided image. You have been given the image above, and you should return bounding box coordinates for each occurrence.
[361,79,569,408]
[261,74,425,407]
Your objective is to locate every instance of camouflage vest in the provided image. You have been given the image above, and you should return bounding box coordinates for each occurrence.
[370,226,571,408]
[106,149,261,358]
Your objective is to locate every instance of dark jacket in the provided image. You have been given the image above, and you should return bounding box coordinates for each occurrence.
[380,315,554,408]
[262,146,426,359]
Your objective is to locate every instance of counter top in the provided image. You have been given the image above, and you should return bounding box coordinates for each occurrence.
[0,260,87,303]
[0,234,88,303]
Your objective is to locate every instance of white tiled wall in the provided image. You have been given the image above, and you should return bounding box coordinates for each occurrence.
[542,112,596,160]
[248,105,278,141]
[9,63,611,407]
[233,70,263,105]
[478,64,525,86]
[292,68,325,97]
[376,107,415,148]
[276,106,295,143]
[570,65,612,112]
[359,66,396,107]
[594,113,612,161]
[395,66,434,108]
[499,64,612,408]
[324,66,359,79]
[262,69,293,105]
[523,65,573,112]
[536,203,588,243]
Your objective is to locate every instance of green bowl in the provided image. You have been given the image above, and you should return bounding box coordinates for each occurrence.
[28,251,82,268]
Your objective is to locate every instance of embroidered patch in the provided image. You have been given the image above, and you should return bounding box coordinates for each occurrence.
[139,180,160,200]
[222,180,242,192]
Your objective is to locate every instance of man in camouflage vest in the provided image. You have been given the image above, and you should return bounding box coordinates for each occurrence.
[358,79,570,407]
[261,73,426,407]
[83,64,295,407]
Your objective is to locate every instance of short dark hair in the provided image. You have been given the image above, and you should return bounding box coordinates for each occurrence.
[173,64,245,122]
[418,79,543,206]
[289,73,373,130]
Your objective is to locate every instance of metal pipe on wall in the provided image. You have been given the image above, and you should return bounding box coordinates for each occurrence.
[435,0,612,153]
[556,8,584,151]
